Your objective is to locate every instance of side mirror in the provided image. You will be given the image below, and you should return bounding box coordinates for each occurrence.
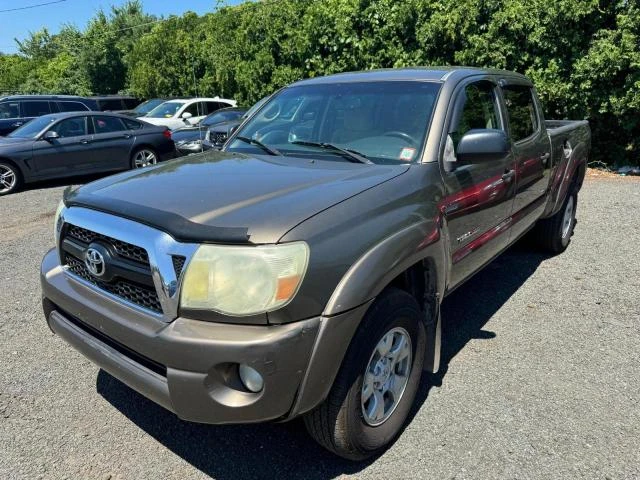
[43,130,60,142]
[456,129,509,163]
[181,112,193,120]
[229,124,239,135]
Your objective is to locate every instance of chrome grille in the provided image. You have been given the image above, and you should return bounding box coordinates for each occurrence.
[212,132,227,145]
[65,255,162,313]
[67,224,149,264]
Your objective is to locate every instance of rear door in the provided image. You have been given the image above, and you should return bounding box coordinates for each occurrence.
[89,115,135,170]
[441,78,516,288]
[31,115,94,177]
[500,82,552,240]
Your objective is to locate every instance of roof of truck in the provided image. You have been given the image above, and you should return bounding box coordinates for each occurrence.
[290,66,530,86]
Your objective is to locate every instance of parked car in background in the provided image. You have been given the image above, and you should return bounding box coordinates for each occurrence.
[173,107,247,155]
[203,96,270,150]
[142,97,237,130]
[0,112,174,195]
[91,96,141,112]
[0,95,99,136]
[118,98,171,118]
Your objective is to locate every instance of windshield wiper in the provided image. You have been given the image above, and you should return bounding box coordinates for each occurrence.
[235,136,283,156]
[291,140,373,164]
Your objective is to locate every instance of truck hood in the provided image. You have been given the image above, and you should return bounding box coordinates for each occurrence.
[65,151,409,244]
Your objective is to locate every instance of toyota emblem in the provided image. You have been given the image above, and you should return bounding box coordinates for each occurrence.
[84,247,106,277]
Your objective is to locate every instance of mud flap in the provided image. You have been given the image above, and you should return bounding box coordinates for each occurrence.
[423,298,441,373]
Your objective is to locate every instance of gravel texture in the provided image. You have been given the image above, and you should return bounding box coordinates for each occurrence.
[1,175,639,479]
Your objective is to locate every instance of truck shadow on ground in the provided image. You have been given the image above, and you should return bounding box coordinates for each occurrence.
[97,242,549,480]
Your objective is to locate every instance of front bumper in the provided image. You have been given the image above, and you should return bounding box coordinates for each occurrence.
[41,248,327,424]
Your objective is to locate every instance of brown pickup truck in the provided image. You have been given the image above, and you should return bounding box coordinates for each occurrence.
[41,67,590,460]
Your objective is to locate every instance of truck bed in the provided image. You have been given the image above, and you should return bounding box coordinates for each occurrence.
[543,119,591,217]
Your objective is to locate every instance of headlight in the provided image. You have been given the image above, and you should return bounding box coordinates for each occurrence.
[53,200,65,242]
[180,242,309,317]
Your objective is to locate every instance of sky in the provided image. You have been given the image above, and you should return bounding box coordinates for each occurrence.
[0,0,244,53]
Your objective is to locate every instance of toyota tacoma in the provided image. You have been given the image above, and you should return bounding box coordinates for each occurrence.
[41,67,590,460]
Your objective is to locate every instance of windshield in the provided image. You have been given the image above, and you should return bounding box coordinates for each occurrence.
[242,96,269,119]
[226,81,440,164]
[146,101,185,118]
[202,110,243,126]
[8,116,56,138]
[134,99,166,114]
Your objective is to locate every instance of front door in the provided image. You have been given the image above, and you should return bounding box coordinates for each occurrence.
[441,79,516,288]
[31,116,94,177]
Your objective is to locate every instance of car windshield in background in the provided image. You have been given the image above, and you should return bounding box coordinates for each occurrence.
[226,81,441,164]
[146,101,185,118]
[202,110,243,126]
[7,116,57,138]
[134,99,166,115]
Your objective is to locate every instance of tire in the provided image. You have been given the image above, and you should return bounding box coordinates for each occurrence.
[0,161,22,196]
[130,147,158,169]
[533,190,577,254]
[304,288,426,460]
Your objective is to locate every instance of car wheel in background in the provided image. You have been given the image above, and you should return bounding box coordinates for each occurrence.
[0,161,22,196]
[130,148,158,169]
[304,288,426,460]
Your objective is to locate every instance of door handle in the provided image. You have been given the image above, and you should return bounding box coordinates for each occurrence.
[123,134,132,139]
[11,122,23,127]
[502,169,515,182]
[80,139,91,144]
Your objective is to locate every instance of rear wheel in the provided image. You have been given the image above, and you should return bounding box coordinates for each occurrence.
[0,161,22,196]
[130,148,158,169]
[304,288,426,460]
[533,191,577,253]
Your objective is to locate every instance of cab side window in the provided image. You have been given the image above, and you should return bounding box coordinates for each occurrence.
[93,116,126,134]
[50,117,88,138]
[22,101,52,117]
[184,102,205,117]
[503,86,538,142]
[0,101,20,119]
[450,82,501,150]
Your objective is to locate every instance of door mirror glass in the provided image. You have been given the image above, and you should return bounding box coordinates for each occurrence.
[43,130,60,141]
[456,129,509,162]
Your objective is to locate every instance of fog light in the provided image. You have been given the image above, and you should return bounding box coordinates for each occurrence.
[239,364,264,393]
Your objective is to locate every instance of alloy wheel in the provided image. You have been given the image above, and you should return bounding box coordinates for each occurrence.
[133,150,157,168]
[361,327,412,426]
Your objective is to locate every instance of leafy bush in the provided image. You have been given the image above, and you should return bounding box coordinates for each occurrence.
[0,0,637,165]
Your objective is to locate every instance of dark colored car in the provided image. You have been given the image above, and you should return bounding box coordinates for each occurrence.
[118,98,171,118]
[0,112,174,195]
[203,96,269,150]
[91,96,142,112]
[173,107,247,155]
[41,67,590,459]
[0,95,99,136]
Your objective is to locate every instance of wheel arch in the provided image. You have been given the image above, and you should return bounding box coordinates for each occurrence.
[289,223,447,418]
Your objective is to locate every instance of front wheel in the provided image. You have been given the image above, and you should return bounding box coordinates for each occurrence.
[130,148,158,169]
[0,161,22,196]
[304,288,426,460]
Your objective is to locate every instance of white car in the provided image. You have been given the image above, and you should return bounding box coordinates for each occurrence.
[142,97,237,130]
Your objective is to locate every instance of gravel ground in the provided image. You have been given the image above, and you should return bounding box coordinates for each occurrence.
[1,174,639,479]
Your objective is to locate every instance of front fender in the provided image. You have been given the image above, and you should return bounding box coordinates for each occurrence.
[323,220,447,316]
